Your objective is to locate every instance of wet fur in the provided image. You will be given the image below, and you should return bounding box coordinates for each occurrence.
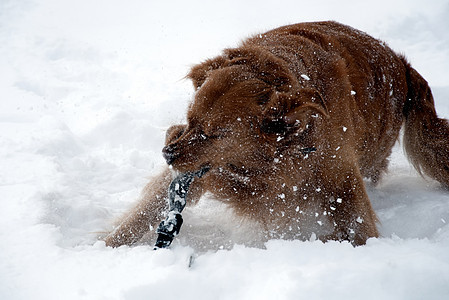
[105,21,449,247]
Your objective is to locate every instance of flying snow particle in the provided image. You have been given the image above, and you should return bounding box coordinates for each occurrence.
[343,126,348,132]
[278,193,286,199]
[336,198,343,203]
[351,90,356,95]
[356,217,364,224]
[301,74,310,80]
[293,186,298,192]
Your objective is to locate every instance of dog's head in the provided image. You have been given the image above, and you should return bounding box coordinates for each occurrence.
[162,46,328,184]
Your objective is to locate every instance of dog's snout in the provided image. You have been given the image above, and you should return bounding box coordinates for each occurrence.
[162,144,178,165]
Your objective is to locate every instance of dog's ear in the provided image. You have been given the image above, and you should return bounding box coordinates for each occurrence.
[261,88,329,134]
[225,47,295,92]
[187,56,228,90]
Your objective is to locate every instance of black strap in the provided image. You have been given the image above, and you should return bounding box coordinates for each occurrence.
[154,166,210,249]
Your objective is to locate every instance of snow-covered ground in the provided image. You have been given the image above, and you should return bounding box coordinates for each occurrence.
[1,0,449,299]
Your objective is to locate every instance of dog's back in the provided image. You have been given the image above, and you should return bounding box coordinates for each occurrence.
[242,21,411,183]
[268,21,449,188]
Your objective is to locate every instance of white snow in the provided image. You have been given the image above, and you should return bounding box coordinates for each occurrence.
[1,0,449,299]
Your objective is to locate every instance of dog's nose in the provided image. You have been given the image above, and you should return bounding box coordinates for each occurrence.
[162,145,178,165]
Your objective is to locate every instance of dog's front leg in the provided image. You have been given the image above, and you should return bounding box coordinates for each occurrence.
[325,169,379,246]
[104,167,172,247]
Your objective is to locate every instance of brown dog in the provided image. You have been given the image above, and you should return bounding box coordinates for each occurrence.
[105,21,449,247]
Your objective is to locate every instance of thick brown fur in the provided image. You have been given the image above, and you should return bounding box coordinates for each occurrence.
[105,21,449,247]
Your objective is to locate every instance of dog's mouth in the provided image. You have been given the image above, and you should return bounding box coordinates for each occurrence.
[174,161,261,184]
[187,163,251,182]
[171,164,211,180]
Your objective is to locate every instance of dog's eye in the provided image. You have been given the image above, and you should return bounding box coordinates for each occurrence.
[203,128,229,140]
[261,118,286,134]
[201,133,220,140]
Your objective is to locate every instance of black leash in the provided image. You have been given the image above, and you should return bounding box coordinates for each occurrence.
[154,166,210,249]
